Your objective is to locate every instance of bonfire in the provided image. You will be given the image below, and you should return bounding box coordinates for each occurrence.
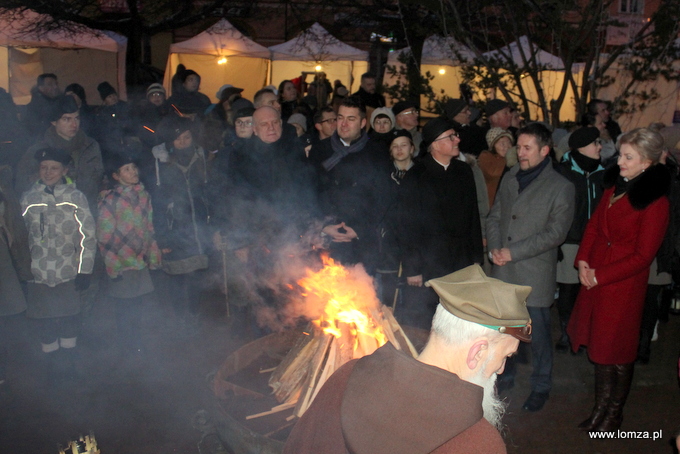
[247,255,417,420]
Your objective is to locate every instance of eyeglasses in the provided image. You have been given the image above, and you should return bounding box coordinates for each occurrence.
[398,109,419,116]
[235,120,252,127]
[433,132,459,142]
[319,118,337,124]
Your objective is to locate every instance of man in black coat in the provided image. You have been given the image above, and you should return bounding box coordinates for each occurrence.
[400,117,483,329]
[310,96,391,274]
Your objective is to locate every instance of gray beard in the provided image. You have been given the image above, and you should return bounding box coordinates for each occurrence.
[469,368,507,431]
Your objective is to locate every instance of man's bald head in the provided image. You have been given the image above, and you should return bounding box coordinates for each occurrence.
[253,106,283,144]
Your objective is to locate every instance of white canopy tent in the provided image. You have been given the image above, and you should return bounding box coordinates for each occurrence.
[480,36,584,122]
[384,36,475,106]
[0,9,127,105]
[269,23,368,93]
[163,19,271,102]
[597,48,680,131]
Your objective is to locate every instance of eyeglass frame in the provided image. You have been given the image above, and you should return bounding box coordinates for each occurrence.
[433,132,460,142]
[235,120,253,127]
[318,117,338,124]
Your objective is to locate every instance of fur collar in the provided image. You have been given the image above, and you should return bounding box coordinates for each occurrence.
[603,163,670,210]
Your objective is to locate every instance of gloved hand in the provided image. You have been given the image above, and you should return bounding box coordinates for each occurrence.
[74,273,92,291]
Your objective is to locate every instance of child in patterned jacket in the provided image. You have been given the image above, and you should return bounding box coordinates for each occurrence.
[97,153,161,358]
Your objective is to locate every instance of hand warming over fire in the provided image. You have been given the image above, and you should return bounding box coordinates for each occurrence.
[407,275,423,287]
[322,222,358,242]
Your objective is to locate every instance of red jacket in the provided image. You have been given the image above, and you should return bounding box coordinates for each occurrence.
[568,164,670,364]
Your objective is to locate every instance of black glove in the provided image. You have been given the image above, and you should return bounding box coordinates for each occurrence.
[74,274,92,291]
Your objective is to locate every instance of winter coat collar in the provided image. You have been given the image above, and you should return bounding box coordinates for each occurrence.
[603,162,670,210]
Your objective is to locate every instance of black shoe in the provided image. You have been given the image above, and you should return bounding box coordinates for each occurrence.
[522,391,549,412]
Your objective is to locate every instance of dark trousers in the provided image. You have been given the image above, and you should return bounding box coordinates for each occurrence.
[556,283,580,342]
[499,306,553,394]
[36,315,81,345]
[397,285,438,331]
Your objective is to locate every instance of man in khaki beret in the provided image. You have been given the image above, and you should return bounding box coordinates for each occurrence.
[284,264,531,454]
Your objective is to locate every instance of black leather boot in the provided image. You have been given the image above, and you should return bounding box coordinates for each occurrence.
[578,364,616,431]
[596,363,634,432]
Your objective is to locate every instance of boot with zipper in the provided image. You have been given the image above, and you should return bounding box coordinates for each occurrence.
[578,363,616,431]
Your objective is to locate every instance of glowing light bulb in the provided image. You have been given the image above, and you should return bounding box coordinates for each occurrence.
[315,65,322,71]
[438,68,446,75]
[217,57,227,65]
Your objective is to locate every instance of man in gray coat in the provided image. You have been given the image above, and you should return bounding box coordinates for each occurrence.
[486,122,575,412]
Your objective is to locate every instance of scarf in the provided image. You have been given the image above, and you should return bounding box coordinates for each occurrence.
[614,172,644,197]
[516,156,550,193]
[322,131,369,171]
[571,150,601,174]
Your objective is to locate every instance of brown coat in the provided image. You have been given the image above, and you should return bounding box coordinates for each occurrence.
[283,343,506,454]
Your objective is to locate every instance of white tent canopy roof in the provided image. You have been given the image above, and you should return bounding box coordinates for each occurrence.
[483,35,565,70]
[269,22,368,62]
[169,18,271,59]
[0,9,126,53]
[387,36,475,66]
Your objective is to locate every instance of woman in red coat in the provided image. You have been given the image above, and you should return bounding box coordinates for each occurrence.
[568,128,670,432]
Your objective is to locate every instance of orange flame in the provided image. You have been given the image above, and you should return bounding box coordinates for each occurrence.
[297,254,387,349]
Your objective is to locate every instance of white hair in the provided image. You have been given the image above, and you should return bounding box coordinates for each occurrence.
[430,304,501,345]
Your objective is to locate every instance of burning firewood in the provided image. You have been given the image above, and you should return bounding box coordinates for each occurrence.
[254,255,416,419]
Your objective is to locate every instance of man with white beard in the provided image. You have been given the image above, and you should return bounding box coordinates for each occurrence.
[284,264,531,454]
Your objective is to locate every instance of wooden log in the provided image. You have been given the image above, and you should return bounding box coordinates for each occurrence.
[245,402,297,420]
[268,324,314,387]
[382,306,419,357]
[293,333,333,416]
[337,322,355,365]
[271,337,318,402]
[296,337,338,417]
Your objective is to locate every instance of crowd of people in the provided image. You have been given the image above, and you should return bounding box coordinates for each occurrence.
[1,64,680,451]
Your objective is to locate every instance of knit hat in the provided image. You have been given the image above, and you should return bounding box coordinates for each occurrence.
[160,116,193,146]
[444,98,467,120]
[486,127,514,151]
[180,68,200,83]
[34,147,71,165]
[97,81,117,101]
[426,264,532,342]
[287,113,307,132]
[235,107,255,120]
[568,127,600,150]
[231,97,254,115]
[391,129,413,142]
[64,83,87,104]
[485,99,510,117]
[370,107,396,129]
[146,83,166,98]
[106,152,137,178]
[216,84,243,101]
[49,95,79,122]
[392,100,418,117]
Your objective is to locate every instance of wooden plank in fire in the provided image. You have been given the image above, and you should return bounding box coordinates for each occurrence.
[268,323,314,388]
[382,306,419,357]
[293,332,333,416]
[271,336,318,402]
[297,335,339,417]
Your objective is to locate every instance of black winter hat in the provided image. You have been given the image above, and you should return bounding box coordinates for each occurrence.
[391,129,413,142]
[180,68,200,83]
[97,81,117,101]
[34,147,71,165]
[444,98,467,120]
[569,126,600,150]
[65,83,87,104]
[392,100,418,117]
[485,99,510,117]
[106,151,138,178]
[420,116,454,155]
[49,95,79,122]
[160,116,194,146]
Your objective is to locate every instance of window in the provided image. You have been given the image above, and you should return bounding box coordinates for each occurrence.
[620,0,643,14]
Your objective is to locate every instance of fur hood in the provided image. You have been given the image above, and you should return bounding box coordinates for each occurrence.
[603,162,671,211]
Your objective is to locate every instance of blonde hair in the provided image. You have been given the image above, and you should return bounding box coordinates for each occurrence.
[618,128,664,164]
